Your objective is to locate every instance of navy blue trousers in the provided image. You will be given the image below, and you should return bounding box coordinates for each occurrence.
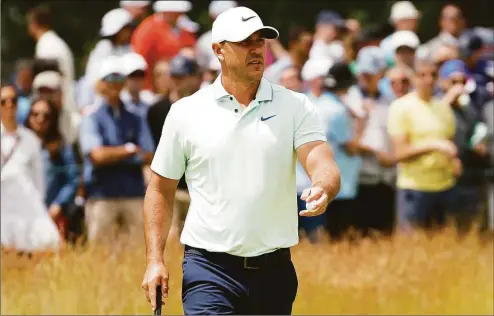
[181,246,298,315]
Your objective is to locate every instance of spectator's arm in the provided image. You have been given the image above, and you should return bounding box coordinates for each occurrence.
[388,102,435,162]
[79,115,134,166]
[52,145,80,207]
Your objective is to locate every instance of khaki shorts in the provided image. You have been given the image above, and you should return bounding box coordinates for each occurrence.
[85,198,144,243]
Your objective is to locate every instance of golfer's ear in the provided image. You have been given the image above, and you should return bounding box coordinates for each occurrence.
[212,43,224,61]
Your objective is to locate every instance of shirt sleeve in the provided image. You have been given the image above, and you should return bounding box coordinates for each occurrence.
[79,115,103,156]
[85,41,112,89]
[150,105,187,180]
[52,145,80,206]
[293,96,327,149]
[387,100,409,137]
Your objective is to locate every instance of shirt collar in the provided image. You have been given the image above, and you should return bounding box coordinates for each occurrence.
[212,75,273,102]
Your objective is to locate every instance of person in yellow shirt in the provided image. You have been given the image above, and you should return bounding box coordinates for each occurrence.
[388,58,462,232]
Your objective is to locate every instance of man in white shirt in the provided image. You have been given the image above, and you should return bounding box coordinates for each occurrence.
[140,6,341,315]
[27,6,77,117]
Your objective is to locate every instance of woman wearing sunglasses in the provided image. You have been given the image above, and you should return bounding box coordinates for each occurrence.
[25,98,80,243]
[1,84,61,252]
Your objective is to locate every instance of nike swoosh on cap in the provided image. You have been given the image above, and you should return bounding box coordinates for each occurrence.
[260,115,276,121]
[241,16,256,22]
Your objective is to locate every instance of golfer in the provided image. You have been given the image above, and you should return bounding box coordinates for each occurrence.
[141,6,341,315]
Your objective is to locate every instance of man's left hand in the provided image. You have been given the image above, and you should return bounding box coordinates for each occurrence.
[299,186,329,217]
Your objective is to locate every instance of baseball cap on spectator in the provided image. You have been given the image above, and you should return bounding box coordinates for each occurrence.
[153,0,191,13]
[122,52,147,76]
[120,0,150,7]
[169,55,198,76]
[98,56,125,81]
[323,62,356,90]
[389,1,421,23]
[33,71,62,90]
[355,46,386,74]
[209,1,238,18]
[316,10,346,29]
[390,30,420,52]
[212,7,279,43]
[439,59,469,79]
[100,8,133,37]
[301,58,333,82]
[458,31,484,58]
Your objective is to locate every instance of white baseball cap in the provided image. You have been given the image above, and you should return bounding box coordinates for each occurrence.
[98,56,124,80]
[212,6,279,43]
[208,57,221,71]
[120,0,150,8]
[301,58,333,82]
[33,71,62,90]
[391,30,420,51]
[122,52,148,76]
[209,1,238,18]
[100,8,133,37]
[153,1,191,13]
[390,1,421,23]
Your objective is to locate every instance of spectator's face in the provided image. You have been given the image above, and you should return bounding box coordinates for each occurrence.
[395,18,418,32]
[358,72,381,93]
[413,63,438,96]
[395,46,416,68]
[441,73,467,92]
[101,73,125,100]
[28,99,52,136]
[160,12,182,25]
[440,6,465,37]
[170,73,201,97]
[116,26,133,45]
[388,68,411,98]
[215,31,266,83]
[17,67,33,93]
[153,61,170,95]
[126,70,146,94]
[280,68,303,92]
[293,32,313,61]
[1,86,18,121]
[316,23,338,42]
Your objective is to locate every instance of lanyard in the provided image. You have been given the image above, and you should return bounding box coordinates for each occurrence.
[1,134,22,170]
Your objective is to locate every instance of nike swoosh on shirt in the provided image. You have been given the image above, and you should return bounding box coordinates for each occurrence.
[242,16,256,22]
[260,115,276,121]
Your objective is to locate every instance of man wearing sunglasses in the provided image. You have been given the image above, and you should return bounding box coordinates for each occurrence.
[79,55,155,244]
[438,59,492,234]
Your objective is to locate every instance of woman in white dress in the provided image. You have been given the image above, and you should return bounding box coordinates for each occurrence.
[1,84,60,253]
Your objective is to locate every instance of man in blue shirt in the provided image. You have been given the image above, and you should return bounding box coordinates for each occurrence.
[79,55,155,243]
[320,62,366,240]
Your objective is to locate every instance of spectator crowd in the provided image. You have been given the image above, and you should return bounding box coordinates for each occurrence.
[1,0,493,252]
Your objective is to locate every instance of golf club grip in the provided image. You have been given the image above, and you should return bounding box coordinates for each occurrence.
[154,285,162,315]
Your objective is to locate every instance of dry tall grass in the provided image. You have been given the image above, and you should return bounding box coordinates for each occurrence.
[1,229,493,315]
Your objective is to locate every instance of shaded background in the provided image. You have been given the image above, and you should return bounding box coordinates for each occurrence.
[1,0,494,80]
